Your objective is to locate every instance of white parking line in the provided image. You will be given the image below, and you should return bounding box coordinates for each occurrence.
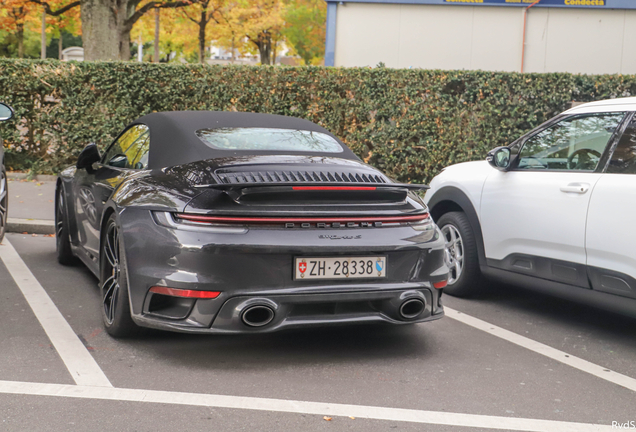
[0,380,616,432]
[445,307,636,393]
[0,235,629,430]
[0,238,112,387]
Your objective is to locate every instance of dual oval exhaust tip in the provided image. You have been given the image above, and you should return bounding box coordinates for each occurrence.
[241,305,275,327]
[241,297,426,326]
[399,298,425,320]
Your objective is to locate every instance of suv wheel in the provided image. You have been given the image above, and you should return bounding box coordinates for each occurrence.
[437,211,482,297]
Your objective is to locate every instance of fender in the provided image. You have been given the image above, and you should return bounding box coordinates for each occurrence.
[427,186,487,269]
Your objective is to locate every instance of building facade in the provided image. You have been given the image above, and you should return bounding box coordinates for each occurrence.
[324,0,636,74]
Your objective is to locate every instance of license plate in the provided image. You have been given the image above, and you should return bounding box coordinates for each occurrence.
[294,256,387,280]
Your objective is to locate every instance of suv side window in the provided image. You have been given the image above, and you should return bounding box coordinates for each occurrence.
[607,116,636,174]
[516,113,624,171]
[102,125,149,169]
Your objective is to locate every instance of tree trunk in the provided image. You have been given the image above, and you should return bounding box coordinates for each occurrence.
[254,31,272,65]
[120,29,131,60]
[117,0,134,60]
[271,39,278,65]
[153,8,160,63]
[81,0,120,61]
[41,10,46,59]
[198,10,207,63]
[58,33,63,59]
[16,24,24,58]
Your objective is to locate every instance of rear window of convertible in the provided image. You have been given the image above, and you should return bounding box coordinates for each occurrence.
[195,128,344,153]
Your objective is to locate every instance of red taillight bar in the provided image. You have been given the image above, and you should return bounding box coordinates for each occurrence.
[291,186,377,191]
[433,280,447,289]
[149,286,221,299]
[175,213,430,224]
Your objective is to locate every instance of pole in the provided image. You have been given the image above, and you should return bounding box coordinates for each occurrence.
[41,9,46,59]
[137,32,143,62]
[154,8,160,63]
[521,0,541,73]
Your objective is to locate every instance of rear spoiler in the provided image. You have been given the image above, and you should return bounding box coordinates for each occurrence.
[193,183,430,191]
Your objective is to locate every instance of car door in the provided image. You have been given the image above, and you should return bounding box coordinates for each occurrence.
[480,112,626,287]
[586,112,636,299]
[73,125,150,262]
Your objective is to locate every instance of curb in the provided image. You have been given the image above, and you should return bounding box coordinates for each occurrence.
[7,218,55,235]
[7,173,58,182]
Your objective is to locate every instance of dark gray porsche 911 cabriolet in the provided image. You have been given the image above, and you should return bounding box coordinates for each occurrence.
[56,111,449,337]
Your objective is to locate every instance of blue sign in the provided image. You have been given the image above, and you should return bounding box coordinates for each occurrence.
[324,0,636,10]
[444,0,606,5]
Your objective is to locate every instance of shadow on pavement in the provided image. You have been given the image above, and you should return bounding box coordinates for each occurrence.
[124,321,435,371]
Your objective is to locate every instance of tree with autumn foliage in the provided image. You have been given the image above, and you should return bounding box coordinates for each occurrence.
[21,0,195,60]
[0,0,35,57]
[134,8,198,62]
[281,0,324,65]
[1,0,327,63]
[216,0,284,65]
[31,0,81,58]
[1,0,81,58]
[179,0,224,63]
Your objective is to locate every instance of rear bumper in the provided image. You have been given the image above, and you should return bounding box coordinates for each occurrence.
[119,208,448,333]
[134,286,444,334]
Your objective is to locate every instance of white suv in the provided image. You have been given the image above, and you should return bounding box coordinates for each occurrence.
[424,97,636,318]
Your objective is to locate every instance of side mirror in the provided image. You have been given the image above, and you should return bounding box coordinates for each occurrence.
[107,154,128,168]
[486,147,511,171]
[0,103,13,121]
[76,143,101,170]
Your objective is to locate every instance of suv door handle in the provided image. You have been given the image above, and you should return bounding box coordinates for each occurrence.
[560,183,589,194]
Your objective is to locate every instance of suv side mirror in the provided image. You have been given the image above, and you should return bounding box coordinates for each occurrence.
[0,103,13,121]
[76,143,101,170]
[486,147,511,171]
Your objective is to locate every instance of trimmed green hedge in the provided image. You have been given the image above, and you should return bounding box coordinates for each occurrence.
[2,59,636,182]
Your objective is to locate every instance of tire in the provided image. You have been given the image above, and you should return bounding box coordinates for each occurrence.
[0,167,7,244]
[437,211,483,297]
[100,214,140,338]
[55,187,77,265]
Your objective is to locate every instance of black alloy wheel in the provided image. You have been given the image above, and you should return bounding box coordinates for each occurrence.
[437,211,483,297]
[100,214,139,337]
[0,167,7,243]
[55,187,77,265]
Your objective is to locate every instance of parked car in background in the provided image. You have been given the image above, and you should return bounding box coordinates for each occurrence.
[56,111,448,337]
[0,102,13,243]
[425,97,636,318]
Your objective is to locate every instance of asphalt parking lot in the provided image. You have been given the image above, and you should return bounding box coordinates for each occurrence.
[1,232,635,432]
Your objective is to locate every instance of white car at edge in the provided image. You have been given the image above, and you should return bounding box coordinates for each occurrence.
[424,97,636,318]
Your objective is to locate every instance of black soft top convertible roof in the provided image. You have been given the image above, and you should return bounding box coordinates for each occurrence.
[129,111,359,169]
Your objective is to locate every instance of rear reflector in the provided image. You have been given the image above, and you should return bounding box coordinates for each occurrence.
[175,213,430,225]
[149,286,221,299]
[433,281,448,289]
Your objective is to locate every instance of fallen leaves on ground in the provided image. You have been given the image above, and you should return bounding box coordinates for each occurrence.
[323,416,332,421]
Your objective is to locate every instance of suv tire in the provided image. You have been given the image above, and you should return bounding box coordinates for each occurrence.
[437,211,483,297]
